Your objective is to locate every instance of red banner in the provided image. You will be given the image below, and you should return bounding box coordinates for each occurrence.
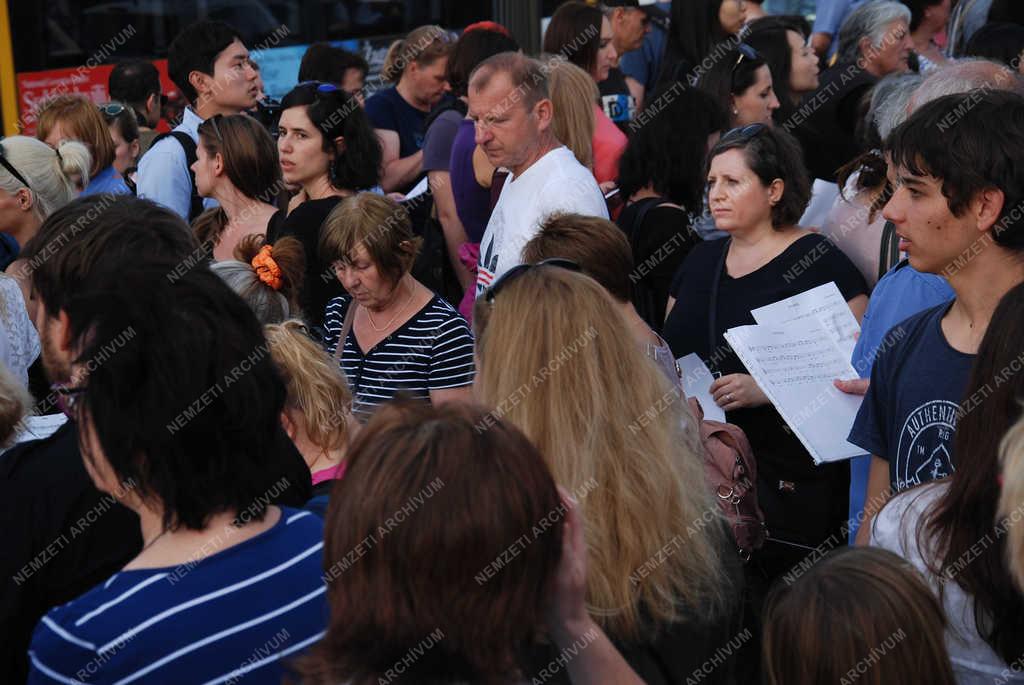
[16,60,177,135]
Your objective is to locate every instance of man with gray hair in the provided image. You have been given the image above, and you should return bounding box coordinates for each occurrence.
[468,52,608,297]
[793,1,914,183]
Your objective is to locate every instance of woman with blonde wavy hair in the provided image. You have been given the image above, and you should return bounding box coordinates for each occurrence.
[265,320,354,510]
[547,58,596,173]
[473,265,743,683]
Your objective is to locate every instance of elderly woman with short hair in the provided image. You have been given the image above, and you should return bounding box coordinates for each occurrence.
[320,192,474,417]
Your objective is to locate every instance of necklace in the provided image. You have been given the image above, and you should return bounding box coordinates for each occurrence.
[366,282,417,332]
[139,528,169,555]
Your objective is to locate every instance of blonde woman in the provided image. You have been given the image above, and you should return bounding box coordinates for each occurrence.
[547,57,624,185]
[0,364,32,449]
[1000,415,1024,592]
[1,136,90,310]
[265,320,354,507]
[473,265,743,682]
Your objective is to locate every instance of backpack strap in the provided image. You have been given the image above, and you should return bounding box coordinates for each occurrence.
[150,131,204,222]
[878,220,901,282]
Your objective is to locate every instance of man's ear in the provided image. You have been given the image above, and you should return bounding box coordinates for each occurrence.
[973,186,1006,235]
[533,98,554,133]
[189,70,213,101]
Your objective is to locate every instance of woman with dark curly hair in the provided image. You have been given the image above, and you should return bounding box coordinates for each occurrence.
[616,85,728,326]
[268,82,382,330]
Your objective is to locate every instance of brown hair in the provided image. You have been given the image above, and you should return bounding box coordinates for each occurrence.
[193,114,282,249]
[523,213,632,302]
[209,234,305,325]
[265,319,351,453]
[998,412,1024,593]
[318,193,421,287]
[542,1,603,78]
[35,95,116,178]
[197,114,281,200]
[381,25,453,84]
[298,400,563,685]
[469,52,550,111]
[763,547,956,685]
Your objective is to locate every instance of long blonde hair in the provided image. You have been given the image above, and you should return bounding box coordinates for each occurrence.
[547,57,596,170]
[265,319,352,453]
[999,413,1024,592]
[473,268,731,639]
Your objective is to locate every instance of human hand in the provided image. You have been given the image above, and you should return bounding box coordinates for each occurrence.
[546,487,590,640]
[710,373,769,410]
[833,378,869,396]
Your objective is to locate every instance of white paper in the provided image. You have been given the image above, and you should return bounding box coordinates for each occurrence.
[751,282,860,361]
[402,176,430,201]
[724,319,864,464]
[678,353,725,422]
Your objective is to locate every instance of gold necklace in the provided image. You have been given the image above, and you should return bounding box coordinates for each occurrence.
[366,282,416,332]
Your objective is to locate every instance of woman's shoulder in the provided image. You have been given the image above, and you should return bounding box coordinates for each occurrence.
[871,482,947,559]
[421,294,470,324]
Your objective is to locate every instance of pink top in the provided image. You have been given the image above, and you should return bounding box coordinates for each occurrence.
[311,461,346,486]
[592,104,627,185]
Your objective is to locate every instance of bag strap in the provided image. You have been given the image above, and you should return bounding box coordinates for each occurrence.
[333,300,357,361]
[878,220,901,281]
[150,131,204,221]
[707,238,731,371]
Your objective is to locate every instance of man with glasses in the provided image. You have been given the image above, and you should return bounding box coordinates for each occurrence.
[135,20,260,222]
[108,60,165,155]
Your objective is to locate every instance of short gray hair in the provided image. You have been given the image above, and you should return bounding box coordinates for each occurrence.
[837,1,912,66]
[910,58,1024,111]
[870,72,923,140]
[210,260,292,325]
[469,51,550,110]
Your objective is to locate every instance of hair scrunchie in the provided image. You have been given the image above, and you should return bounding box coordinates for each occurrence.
[252,245,283,291]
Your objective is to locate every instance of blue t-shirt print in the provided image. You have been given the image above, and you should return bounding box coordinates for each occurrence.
[848,300,972,493]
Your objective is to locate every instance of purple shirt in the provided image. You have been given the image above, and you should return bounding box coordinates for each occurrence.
[449,119,492,243]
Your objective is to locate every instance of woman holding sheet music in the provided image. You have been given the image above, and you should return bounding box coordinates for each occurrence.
[662,124,868,586]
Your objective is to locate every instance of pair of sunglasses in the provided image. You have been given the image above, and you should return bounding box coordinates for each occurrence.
[484,258,582,304]
[722,122,768,141]
[0,140,32,190]
[98,102,127,118]
[297,80,341,95]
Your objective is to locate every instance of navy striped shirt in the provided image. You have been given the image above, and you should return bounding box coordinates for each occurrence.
[28,508,327,685]
[322,295,475,417]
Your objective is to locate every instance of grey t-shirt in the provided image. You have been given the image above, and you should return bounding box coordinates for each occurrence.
[422,109,464,173]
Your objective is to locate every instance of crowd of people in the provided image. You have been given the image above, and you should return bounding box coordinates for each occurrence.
[3,0,1024,683]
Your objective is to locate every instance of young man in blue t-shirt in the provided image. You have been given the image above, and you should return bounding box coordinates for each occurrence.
[849,90,1024,544]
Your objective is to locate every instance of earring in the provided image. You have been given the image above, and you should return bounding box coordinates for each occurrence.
[733,107,739,115]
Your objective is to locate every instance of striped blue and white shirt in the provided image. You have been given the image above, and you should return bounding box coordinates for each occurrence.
[27,508,327,685]
[322,295,475,418]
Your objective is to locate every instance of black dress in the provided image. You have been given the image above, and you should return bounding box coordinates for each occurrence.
[663,234,868,582]
[267,197,346,331]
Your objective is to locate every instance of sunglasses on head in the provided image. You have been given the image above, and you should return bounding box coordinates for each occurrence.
[297,80,341,94]
[0,140,33,191]
[722,122,768,142]
[732,43,760,74]
[98,102,127,118]
[484,258,582,304]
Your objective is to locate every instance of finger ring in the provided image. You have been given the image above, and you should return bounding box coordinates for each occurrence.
[726,393,734,402]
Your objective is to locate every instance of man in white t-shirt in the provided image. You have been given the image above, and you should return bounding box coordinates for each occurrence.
[467,52,608,296]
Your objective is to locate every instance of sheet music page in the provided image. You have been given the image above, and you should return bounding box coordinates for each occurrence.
[751,282,860,361]
[678,353,725,422]
[724,319,864,464]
